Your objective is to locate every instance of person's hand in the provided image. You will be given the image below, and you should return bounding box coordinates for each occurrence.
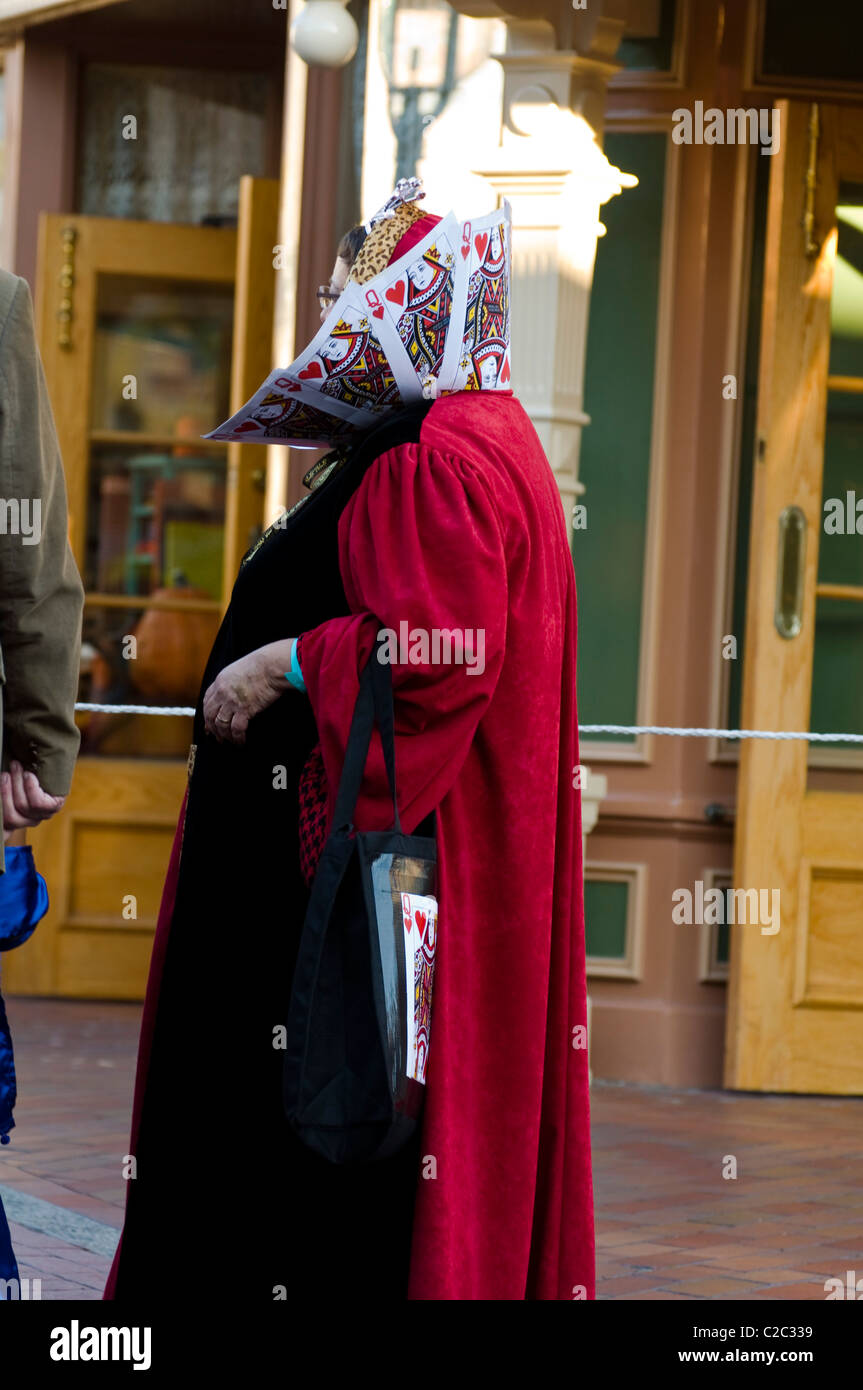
[0,761,66,828]
[202,641,294,745]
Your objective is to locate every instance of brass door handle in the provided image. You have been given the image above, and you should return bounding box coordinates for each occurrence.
[775,505,807,639]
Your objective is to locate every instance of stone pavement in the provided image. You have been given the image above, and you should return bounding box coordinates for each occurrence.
[0,999,134,1299]
[593,1082,863,1299]
[0,998,861,1300]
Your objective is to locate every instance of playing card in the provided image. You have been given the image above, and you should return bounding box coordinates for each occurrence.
[401,891,437,1085]
[443,203,512,395]
[202,183,513,448]
[202,370,367,447]
[290,282,423,412]
[371,213,462,391]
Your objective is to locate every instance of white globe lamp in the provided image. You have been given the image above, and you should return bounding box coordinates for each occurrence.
[290,0,359,68]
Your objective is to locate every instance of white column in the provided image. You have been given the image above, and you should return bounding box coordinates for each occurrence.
[474,68,634,523]
[470,35,636,1086]
[266,0,309,525]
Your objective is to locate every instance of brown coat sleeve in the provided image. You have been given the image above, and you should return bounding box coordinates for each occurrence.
[0,272,84,798]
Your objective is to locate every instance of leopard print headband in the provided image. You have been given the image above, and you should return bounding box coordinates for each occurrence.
[347,201,426,286]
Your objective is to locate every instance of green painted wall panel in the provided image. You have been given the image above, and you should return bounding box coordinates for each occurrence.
[576,131,667,745]
[584,877,629,961]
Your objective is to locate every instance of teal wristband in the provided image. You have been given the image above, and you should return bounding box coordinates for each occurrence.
[284,637,306,693]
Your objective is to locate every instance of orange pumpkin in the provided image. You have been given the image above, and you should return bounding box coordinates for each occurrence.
[131,587,220,704]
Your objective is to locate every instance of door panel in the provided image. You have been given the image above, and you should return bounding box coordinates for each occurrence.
[5,179,278,999]
[10,761,189,999]
[224,176,281,599]
[726,103,863,1093]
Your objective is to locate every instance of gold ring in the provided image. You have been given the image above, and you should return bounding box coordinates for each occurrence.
[215,713,231,723]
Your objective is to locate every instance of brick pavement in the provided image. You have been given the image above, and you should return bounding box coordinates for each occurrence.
[1,998,861,1300]
[0,998,136,1299]
[593,1083,863,1299]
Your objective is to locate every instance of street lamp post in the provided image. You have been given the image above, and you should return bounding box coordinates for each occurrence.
[379,0,459,182]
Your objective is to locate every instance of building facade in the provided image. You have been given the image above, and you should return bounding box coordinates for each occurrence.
[2,0,863,1097]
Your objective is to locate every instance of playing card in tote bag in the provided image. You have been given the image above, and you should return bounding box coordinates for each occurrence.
[283,639,438,1164]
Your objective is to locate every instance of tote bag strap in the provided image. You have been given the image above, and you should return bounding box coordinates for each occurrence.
[331,636,401,834]
[369,646,401,831]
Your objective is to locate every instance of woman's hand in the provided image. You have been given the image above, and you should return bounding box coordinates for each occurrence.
[202,640,296,745]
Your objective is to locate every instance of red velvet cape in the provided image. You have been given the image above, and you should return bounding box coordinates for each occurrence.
[106,391,594,1301]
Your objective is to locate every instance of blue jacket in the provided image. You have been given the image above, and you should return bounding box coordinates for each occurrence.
[0,846,48,1292]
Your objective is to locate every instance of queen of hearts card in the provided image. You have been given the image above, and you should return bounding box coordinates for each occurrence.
[318,310,403,412]
[469,338,509,392]
[464,221,509,367]
[203,184,513,445]
[393,239,455,380]
[221,387,360,443]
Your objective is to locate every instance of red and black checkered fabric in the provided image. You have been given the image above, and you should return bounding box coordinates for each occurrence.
[297,739,328,886]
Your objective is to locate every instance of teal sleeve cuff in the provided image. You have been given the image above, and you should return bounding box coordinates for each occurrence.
[285,637,306,693]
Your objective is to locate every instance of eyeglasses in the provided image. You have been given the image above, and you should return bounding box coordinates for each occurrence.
[316,285,339,311]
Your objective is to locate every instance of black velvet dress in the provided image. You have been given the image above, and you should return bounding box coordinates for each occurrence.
[112,403,433,1301]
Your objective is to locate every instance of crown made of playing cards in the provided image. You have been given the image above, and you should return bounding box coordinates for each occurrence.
[203,180,513,449]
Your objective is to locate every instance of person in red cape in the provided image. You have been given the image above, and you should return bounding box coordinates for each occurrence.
[105,182,594,1302]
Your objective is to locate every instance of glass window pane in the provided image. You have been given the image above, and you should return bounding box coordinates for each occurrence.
[80,271,232,758]
[726,154,771,744]
[760,0,863,85]
[616,0,677,73]
[85,446,226,601]
[811,598,863,752]
[810,183,863,752]
[92,274,233,437]
[77,64,271,224]
[78,597,200,759]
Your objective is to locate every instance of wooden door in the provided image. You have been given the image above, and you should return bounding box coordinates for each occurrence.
[725,103,863,1093]
[4,177,278,999]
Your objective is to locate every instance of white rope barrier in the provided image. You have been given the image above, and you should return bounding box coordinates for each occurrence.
[75,703,196,717]
[579,724,863,743]
[72,704,863,742]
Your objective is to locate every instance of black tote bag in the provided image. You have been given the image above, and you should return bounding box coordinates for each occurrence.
[283,640,438,1164]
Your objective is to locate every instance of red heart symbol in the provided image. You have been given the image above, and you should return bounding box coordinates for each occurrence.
[235,420,262,433]
[286,381,301,392]
[474,232,488,261]
[415,909,427,939]
[299,362,322,380]
[460,243,470,260]
[372,304,384,319]
[501,358,511,384]
[404,916,412,933]
[386,281,406,307]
